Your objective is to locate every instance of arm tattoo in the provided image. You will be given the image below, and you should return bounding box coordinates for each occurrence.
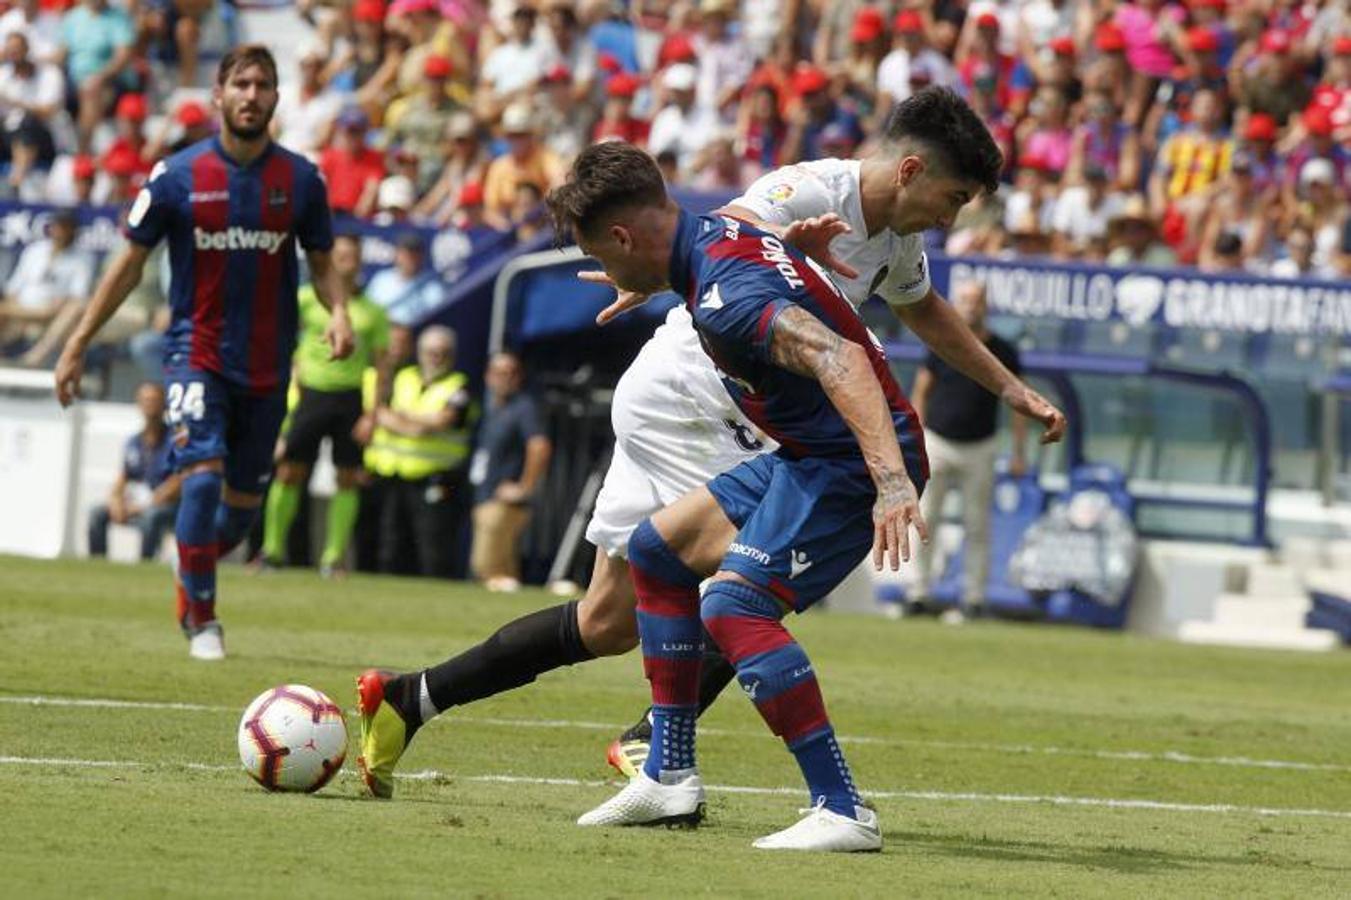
[769,304,853,384]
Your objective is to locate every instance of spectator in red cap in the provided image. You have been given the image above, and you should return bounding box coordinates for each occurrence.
[1032,36,1084,106]
[656,32,696,70]
[99,91,153,186]
[101,142,143,202]
[1084,23,1131,111]
[1283,104,1349,198]
[813,0,887,68]
[321,106,386,217]
[534,63,587,160]
[451,180,489,231]
[592,71,649,145]
[390,0,466,101]
[71,155,97,202]
[540,0,596,106]
[343,0,390,97]
[1237,112,1284,194]
[387,54,464,185]
[783,63,864,164]
[478,3,549,120]
[878,7,956,106]
[1142,23,1230,150]
[840,6,888,116]
[692,0,753,118]
[1235,28,1312,125]
[955,8,1015,115]
[1005,150,1059,237]
[415,111,490,227]
[0,31,62,195]
[146,98,214,159]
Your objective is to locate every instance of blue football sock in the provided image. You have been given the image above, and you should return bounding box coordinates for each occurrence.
[176,470,222,626]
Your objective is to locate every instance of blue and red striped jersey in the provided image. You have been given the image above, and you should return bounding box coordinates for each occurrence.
[670,210,928,482]
[125,137,334,392]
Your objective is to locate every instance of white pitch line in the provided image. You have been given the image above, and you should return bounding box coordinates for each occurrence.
[3,693,1349,774]
[2,754,1350,821]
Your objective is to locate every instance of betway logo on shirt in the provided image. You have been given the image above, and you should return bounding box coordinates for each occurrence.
[193,227,288,255]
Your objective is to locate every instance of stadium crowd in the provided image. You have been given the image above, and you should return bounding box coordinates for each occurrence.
[2,0,1349,320]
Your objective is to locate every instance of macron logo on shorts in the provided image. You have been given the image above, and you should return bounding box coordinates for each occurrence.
[193,226,288,255]
[728,542,771,566]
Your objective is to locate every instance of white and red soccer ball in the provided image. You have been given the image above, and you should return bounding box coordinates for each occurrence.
[237,684,347,793]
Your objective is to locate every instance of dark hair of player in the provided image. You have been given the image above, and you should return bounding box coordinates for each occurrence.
[217,44,279,88]
[546,141,668,243]
[880,86,1003,196]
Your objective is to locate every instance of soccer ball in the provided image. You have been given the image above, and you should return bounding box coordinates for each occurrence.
[237,684,348,793]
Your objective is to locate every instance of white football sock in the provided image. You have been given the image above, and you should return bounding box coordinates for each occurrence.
[418,672,438,724]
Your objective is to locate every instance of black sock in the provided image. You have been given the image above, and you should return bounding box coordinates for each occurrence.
[381,671,425,740]
[621,625,737,743]
[422,601,595,713]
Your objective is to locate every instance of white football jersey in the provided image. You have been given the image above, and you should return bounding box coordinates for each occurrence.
[729,157,933,310]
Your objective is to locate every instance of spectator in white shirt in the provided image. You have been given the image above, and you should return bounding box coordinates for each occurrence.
[0,208,94,364]
[1051,164,1127,259]
[0,0,62,63]
[479,3,549,120]
[647,62,715,175]
[877,10,959,106]
[0,31,64,196]
[272,41,343,160]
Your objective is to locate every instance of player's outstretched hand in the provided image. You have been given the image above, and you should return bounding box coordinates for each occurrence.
[54,344,85,407]
[325,306,355,360]
[871,469,928,571]
[781,214,860,280]
[1003,384,1067,444]
[578,270,652,325]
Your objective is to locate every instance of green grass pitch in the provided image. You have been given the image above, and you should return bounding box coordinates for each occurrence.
[2,555,1350,897]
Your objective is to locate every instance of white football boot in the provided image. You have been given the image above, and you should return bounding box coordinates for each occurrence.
[752,800,882,852]
[577,769,705,827]
[188,621,226,661]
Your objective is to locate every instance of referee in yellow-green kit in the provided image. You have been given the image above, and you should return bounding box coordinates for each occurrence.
[262,233,390,576]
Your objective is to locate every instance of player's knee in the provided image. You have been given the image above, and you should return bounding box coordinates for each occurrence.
[700,577,788,663]
[334,468,362,490]
[627,519,701,595]
[577,595,639,656]
[276,462,308,485]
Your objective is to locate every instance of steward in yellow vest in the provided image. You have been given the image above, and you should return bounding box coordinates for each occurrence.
[373,325,477,577]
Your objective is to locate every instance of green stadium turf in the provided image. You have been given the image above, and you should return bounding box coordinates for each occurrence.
[2,555,1349,897]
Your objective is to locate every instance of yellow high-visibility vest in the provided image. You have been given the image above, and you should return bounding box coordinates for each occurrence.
[361,367,399,477]
[384,365,475,480]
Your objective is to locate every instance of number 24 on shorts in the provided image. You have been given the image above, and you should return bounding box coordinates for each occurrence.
[166,381,206,424]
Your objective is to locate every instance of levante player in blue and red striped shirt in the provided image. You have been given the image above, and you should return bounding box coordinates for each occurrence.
[55,45,355,661]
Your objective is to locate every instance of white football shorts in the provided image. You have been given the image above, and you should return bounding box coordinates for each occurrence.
[585,306,774,557]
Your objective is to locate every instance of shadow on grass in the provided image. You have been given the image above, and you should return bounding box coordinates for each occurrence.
[890,829,1351,875]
